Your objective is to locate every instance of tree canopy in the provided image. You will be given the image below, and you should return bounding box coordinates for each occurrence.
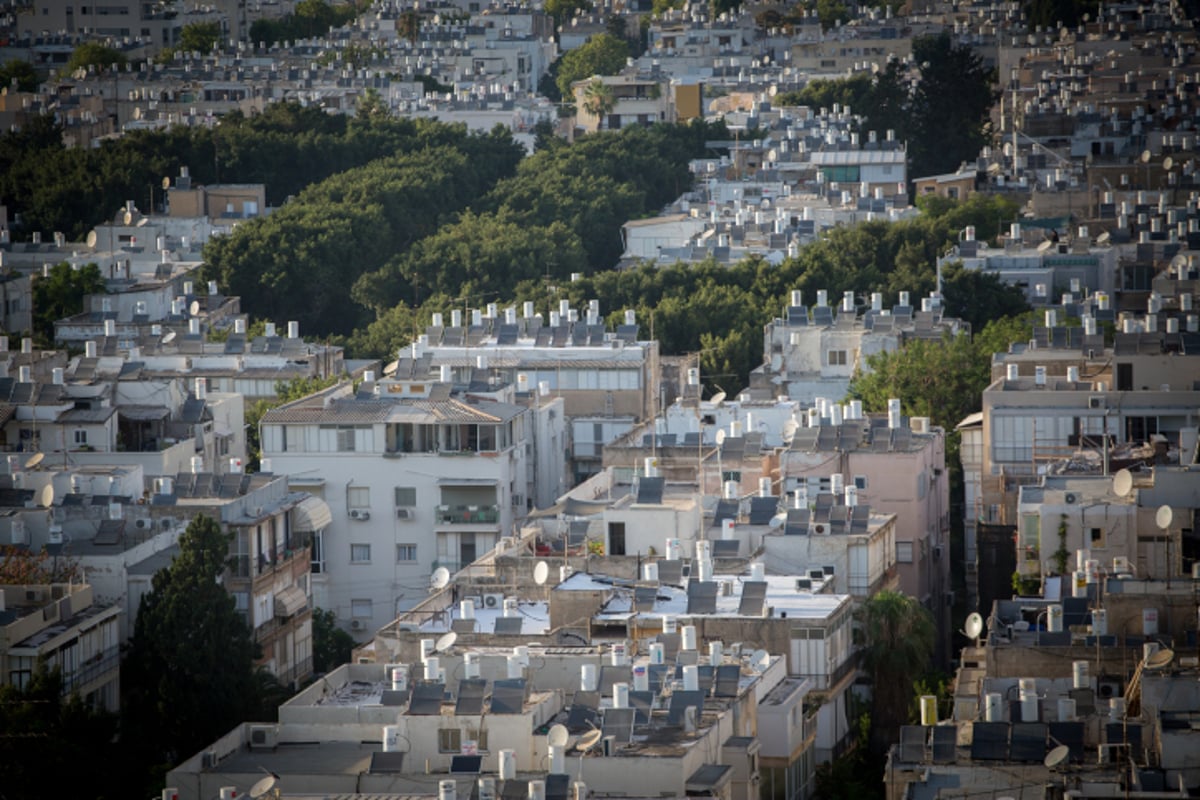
[122,514,263,771]
[179,21,222,53]
[857,590,936,755]
[64,42,127,74]
[555,34,630,99]
[0,59,40,92]
[32,262,106,345]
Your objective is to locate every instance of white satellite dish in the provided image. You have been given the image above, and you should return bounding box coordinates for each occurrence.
[123,209,133,225]
[434,631,457,653]
[577,729,603,752]
[1163,155,1174,172]
[431,566,451,590]
[86,231,97,249]
[964,612,984,640]
[715,429,727,446]
[189,300,200,316]
[1155,505,1173,530]
[710,391,726,405]
[38,484,54,508]
[1044,744,1070,769]
[768,513,786,529]
[770,353,782,371]
[1140,149,1152,164]
[534,560,549,586]
[162,330,177,344]
[162,175,171,190]
[782,419,799,441]
[250,773,279,799]
[547,724,569,747]
[24,452,44,470]
[749,649,769,672]
[1111,468,1133,498]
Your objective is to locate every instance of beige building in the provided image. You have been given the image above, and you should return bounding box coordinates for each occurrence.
[571,73,674,134]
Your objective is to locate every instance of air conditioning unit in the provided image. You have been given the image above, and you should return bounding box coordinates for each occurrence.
[1097,678,1122,698]
[1088,396,1105,409]
[911,416,930,433]
[1113,556,1131,573]
[248,725,278,750]
[395,508,414,521]
[350,618,366,631]
[135,518,149,529]
[483,593,504,609]
[201,750,219,768]
[812,523,827,534]
[1064,493,1077,504]
[466,596,484,609]
[350,509,371,521]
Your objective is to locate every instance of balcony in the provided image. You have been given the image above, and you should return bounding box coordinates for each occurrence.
[436,505,500,525]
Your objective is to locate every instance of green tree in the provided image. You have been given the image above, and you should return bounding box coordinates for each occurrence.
[122,514,262,772]
[555,34,629,99]
[939,261,1029,333]
[857,591,936,755]
[312,607,356,672]
[581,77,616,128]
[31,261,106,345]
[908,33,996,180]
[0,59,40,92]
[0,667,124,800]
[544,0,592,26]
[179,21,222,53]
[65,42,127,74]
[1024,0,1099,30]
[812,0,849,29]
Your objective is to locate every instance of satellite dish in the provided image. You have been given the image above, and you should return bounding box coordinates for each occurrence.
[86,231,97,249]
[1111,469,1133,498]
[1140,149,1152,164]
[188,300,200,316]
[39,484,54,508]
[782,419,799,441]
[1145,647,1174,669]
[750,649,769,671]
[534,560,549,586]
[434,631,457,653]
[1044,744,1070,768]
[162,330,177,344]
[162,176,171,190]
[1163,156,1174,172]
[547,724,569,747]
[577,729,603,752]
[768,513,786,529]
[710,391,726,405]
[964,612,984,640]
[249,773,279,799]
[24,452,44,470]
[1155,504,1173,530]
[431,566,451,590]
[715,429,727,446]
[123,209,133,225]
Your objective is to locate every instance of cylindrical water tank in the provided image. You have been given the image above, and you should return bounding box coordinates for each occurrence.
[662,615,677,634]
[1072,660,1089,689]
[709,641,723,665]
[461,599,475,619]
[1057,697,1076,722]
[649,643,665,665]
[919,695,937,726]
[1047,604,1063,633]
[1092,608,1107,636]
[549,745,565,774]
[1142,608,1159,635]
[682,665,699,691]
[581,664,598,691]
[391,665,408,691]
[985,693,1003,721]
[1020,690,1039,723]
[464,653,480,680]
[632,664,649,692]
[499,750,516,780]
[681,625,698,652]
[1072,570,1088,598]
[749,563,765,581]
[529,781,546,800]
[420,639,435,662]
[613,683,629,709]
[425,657,440,681]
[665,539,681,560]
[643,562,659,582]
[1109,697,1125,721]
[506,654,523,679]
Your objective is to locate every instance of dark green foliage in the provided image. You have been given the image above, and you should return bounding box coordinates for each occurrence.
[65,42,127,74]
[31,262,106,344]
[0,667,125,800]
[179,21,222,53]
[1024,0,1100,30]
[122,515,262,771]
[939,261,1030,333]
[0,59,40,92]
[554,34,630,99]
[544,0,592,26]
[857,591,936,755]
[249,0,360,46]
[312,607,356,672]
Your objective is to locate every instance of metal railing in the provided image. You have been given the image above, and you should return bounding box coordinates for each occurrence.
[436,505,500,525]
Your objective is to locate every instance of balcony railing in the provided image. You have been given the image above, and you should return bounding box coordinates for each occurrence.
[436,505,500,525]
[62,647,121,696]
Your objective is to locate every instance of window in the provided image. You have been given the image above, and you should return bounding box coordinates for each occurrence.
[439,729,462,753]
[350,543,371,563]
[337,426,356,451]
[896,541,914,563]
[853,475,868,490]
[348,486,370,509]
[311,531,324,574]
[394,486,417,507]
[827,350,848,366]
[351,598,372,618]
[396,543,417,562]
[73,430,88,445]
[608,522,626,556]
[1090,527,1105,548]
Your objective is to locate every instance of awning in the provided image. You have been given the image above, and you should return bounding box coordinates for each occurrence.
[293,496,332,532]
[275,585,308,618]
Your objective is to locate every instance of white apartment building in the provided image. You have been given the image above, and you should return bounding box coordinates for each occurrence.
[260,377,543,636]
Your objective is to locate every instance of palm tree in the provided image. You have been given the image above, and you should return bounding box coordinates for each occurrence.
[856,590,936,755]
[581,77,616,130]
